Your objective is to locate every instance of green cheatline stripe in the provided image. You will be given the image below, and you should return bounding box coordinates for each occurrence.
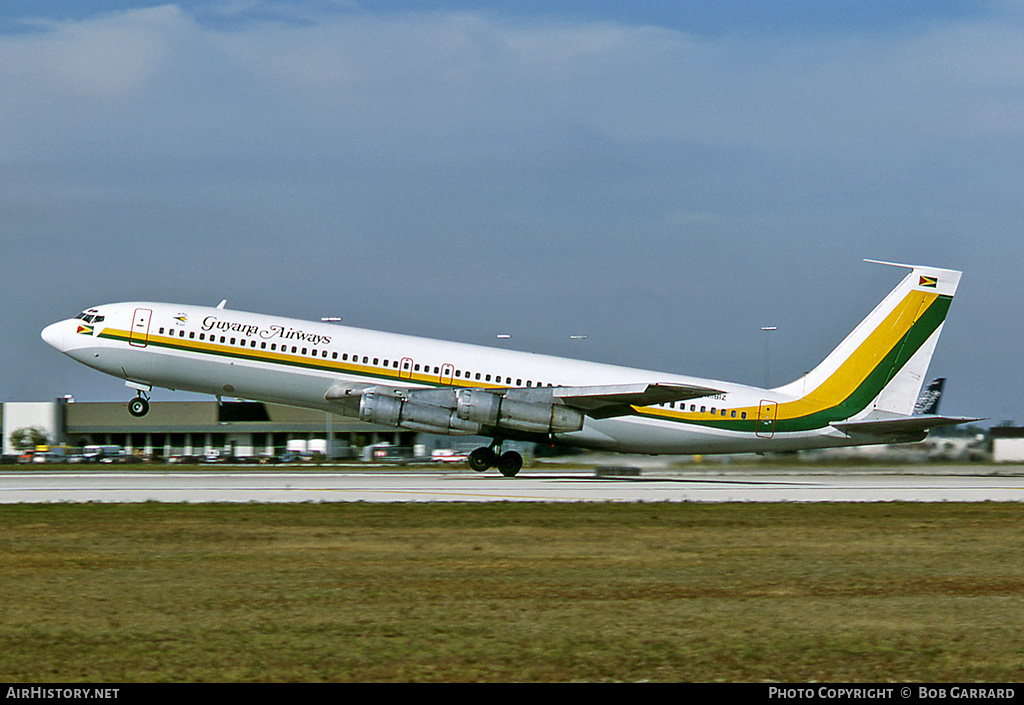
[635,293,953,434]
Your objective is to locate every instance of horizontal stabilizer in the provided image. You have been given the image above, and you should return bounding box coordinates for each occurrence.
[832,415,981,438]
[553,383,724,419]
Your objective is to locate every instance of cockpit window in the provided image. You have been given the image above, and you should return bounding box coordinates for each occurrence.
[75,311,105,324]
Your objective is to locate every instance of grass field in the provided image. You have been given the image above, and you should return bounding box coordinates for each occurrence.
[1,501,1023,682]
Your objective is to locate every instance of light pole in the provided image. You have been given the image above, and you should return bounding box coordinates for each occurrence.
[761,326,777,388]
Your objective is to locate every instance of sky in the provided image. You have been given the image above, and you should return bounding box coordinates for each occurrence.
[2,1,1022,425]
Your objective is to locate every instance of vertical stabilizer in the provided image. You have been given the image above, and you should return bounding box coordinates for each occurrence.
[913,378,946,415]
[774,261,961,423]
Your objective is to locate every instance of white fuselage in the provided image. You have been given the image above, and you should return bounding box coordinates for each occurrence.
[40,301,869,455]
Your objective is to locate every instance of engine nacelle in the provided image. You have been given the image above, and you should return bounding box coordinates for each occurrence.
[456,389,583,434]
[359,387,584,437]
[359,389,403,426]
[456,389,500,425]
[359,389,480,435]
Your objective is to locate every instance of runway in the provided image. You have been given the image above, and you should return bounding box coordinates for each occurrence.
[2,465,1023,503]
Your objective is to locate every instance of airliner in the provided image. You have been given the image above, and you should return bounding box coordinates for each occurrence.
[41,260,975,476]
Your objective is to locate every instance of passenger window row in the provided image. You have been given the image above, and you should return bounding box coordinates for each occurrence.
[158,325,554,389]
[656,401,747,419]
[334,352,551,388]
[158,327,332,358]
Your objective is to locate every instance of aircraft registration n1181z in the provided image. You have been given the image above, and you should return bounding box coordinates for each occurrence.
[42,260,976,476]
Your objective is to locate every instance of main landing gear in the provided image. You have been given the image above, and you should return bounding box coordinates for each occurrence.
[127,393,150,418]
[468,443,523,477]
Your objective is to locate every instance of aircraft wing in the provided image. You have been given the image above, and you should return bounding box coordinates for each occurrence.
[327,381,723,420]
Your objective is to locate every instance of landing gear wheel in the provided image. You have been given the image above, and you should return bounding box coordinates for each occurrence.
[468,447,496,473]
[498,451,523,477]
[128,396,150,418]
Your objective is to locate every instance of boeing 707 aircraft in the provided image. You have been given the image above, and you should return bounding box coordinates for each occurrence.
[41,260,975,475]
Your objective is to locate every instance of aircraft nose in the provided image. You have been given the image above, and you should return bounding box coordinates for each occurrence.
[41,321,67,351]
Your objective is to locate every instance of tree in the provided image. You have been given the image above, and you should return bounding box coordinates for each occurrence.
[9,426,48,452]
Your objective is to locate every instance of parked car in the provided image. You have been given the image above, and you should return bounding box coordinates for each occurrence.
[276,451,307,463]
[431,449,469,464]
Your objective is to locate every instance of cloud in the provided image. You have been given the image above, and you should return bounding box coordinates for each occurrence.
[3,4,1023,419]
[5,5,1024,170]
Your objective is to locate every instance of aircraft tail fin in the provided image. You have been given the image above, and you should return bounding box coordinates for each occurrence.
[913,377,945,415]
[774,261,961,422]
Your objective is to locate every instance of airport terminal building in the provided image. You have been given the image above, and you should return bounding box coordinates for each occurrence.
[1,398,432,460]
[1,397,1003,463]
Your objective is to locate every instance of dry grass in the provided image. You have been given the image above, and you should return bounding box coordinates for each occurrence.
[1,502,1023,681]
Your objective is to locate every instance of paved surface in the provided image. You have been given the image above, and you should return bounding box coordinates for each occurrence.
[2,465,1023,503]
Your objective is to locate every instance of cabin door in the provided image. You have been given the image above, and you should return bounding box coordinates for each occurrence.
[129,308,153,348]
[440,363,455,386]
[756,400,778,439]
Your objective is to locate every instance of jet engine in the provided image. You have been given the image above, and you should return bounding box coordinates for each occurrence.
[357,387,584,437]
[358,389,480,435]
[456,389,583,434]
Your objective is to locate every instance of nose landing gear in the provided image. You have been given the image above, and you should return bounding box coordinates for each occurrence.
[125,379,152,417]
[128,393,150,418]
